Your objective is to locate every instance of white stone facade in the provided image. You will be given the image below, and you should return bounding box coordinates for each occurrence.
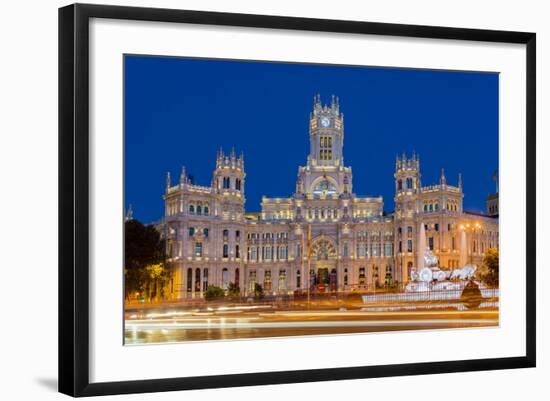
[160,96,499,299]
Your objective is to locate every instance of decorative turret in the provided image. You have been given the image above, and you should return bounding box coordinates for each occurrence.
[394,153,421,220]
[440,168,447,187]
[395,152,421,195]
[213,148,246,196]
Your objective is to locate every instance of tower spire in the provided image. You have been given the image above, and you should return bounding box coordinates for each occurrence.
[458,173,463,190]
[180,165,187,185]
[166,171,171,190]
[440,168,446,186]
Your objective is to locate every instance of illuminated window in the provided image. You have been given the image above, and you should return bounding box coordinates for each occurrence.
[264,270,272,292]
[249,270,256,292]
[319,136,333,160]
[203,269,208,291]
[195,242,202,257]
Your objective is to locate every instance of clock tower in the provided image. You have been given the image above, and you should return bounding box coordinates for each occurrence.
[295,94,353,197]
[308,94,345,168]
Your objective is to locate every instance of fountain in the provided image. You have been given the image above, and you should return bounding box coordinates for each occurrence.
[406,249,478,293]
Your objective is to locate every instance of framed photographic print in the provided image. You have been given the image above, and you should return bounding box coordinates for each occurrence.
[59,3,536,397]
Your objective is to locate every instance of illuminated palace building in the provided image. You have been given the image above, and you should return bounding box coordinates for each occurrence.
[162,95,499,299]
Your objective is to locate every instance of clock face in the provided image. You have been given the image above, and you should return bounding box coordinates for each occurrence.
[320,117,330,127]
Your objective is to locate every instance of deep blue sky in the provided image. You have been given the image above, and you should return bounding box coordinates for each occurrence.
[125,55,498,223]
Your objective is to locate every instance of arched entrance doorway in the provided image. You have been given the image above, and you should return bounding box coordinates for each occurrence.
[310,237,338,293]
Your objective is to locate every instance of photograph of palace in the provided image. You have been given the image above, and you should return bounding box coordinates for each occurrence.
[124,56,499,344]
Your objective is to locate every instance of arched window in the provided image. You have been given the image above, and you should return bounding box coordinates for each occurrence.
[188,227,194,237]
[223,177,230,189]
[204,205,209,215]
[189,204,195,214]
[203,269,209,291]
[222,268,229,289]
[186,268,192,292]
[313,179,337,194]
[223,244,229,258]
[203,228,209,237]
[196,205,202,215]
[397,179,403,190]
[235,178,241,191]
[195,268,201,292]
[406,178,413,189]
[223,229,229,238]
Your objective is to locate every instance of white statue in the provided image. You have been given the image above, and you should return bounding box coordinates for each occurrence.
[450,264,477,280]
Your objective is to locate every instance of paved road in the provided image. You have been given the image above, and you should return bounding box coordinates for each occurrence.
[125,306,498,344]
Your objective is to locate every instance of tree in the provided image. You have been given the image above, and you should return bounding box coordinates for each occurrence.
[253,283,264,300]
[204,286,225,300]
[124,219,165,300]
[227,282,241,300]
[481,247,499,287]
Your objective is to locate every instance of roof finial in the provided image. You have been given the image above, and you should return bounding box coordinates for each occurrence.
[125,204,134,222]
[180,165,187,185]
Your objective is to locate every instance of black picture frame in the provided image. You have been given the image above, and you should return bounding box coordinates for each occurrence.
[59,3,536,397]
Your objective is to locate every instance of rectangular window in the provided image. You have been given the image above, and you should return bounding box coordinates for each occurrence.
[249,271,256,292]
[407,239,413,252]
[235,245,240,259]
[319,135,332,160]
[195,242,202,257]
[434,223,439,231]
[384,243,393,257]
[428,237,434,251]
[250,247,257,261]
[279,270,287,291]
[359,267,366,286]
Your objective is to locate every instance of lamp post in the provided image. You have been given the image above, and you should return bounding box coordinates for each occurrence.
[460,222,482,265]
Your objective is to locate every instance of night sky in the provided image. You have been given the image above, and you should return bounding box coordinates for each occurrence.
[124,55,498,224]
